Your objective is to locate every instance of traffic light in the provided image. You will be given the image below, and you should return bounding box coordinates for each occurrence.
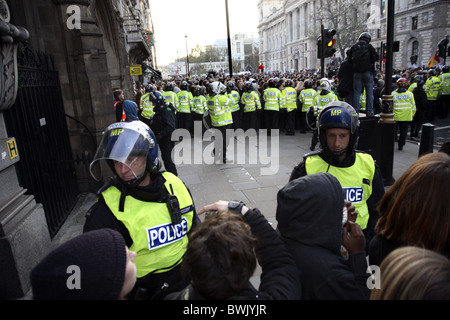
[382,43,387,62]
[323,29,336,58]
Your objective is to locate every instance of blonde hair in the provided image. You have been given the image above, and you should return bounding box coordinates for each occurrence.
[370,246,450,300]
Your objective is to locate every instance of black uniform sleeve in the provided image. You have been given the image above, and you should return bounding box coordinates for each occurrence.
[289,160,307,182]
[115,102,124,122]
[243,208,301,300]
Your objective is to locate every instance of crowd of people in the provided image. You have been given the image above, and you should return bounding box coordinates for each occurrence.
[28,31,450,301]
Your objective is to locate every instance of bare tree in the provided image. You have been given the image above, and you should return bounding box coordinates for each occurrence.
[317,0,372,59]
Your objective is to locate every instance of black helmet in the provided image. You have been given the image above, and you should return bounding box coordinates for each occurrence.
[145,84,154,93]
[304,79,313,88]
[443,65,450,73]
[358,32,371,43]
[89,122,160,185]
[244,81,253,92]
[164,82,173,91]
[317,102,360,158]
[180,81,189,90]
[149,91,165,107]
[285,79,294,87]
[268,78,277,88]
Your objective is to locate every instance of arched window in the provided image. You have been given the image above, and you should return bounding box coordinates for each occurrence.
[412,40,419,57]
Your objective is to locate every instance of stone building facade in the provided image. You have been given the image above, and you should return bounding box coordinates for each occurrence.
[258,0,450,72]
[0,0,158,298]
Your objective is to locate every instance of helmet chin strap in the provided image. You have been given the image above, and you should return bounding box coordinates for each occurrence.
[122,171,148,188]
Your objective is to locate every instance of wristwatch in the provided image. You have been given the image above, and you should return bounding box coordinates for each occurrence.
[228,200,245,215]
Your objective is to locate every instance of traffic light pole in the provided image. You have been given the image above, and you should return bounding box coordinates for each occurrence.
[320,24,325,78]
[375,0,396,186]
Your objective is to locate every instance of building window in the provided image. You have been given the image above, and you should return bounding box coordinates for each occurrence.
[412,16,418,30]
[412,41,419,57]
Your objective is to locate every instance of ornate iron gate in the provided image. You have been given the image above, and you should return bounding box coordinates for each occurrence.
[3,43,79,238]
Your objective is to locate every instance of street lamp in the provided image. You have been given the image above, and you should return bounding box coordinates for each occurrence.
[185,34,190,77]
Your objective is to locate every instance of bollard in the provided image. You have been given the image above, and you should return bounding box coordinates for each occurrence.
[418,123,435,157]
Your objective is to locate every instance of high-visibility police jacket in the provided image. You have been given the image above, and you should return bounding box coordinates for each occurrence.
[101,172,195,278]
[226,90,240,112]
[391,90,416,121]
[240,91,261,112]
[114,100,126,122]
[263,87,284,111]
[360,90,366,112]
[163,91,179,110]
[298,88,317,112]
[305,152,375,229]
[424,76,441,100]
[407,83,417,93]
[192,95,207,115]
[206,93,233,127]
[440,72,450,95]
[282,87,297,112]
[139,92,155,119]
[312,91,338,116]
[177,90,193,113]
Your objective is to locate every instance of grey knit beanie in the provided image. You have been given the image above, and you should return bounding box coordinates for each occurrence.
[30,228,127,300]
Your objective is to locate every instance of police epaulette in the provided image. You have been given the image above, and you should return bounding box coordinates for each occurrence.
[303,150,321,160]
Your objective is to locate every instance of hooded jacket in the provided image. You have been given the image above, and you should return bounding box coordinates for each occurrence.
[276,173,370,299]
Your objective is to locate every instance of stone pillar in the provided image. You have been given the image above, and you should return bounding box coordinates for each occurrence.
[0,1,51,299]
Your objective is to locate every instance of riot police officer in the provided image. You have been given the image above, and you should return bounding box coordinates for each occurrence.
[84,121,200,299]
[289,102,385,252]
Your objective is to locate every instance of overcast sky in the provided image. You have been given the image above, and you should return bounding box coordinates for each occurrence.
[148,0,259,66]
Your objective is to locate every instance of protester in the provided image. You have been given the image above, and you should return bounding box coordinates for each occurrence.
[370,246,450,300]
[277,172,370,299]
[369,152,450,267]
[30,229,136,300]
[348,32,379,115]
[165,200,301,300]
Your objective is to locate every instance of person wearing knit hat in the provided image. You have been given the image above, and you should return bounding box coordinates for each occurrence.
[30,228,136,300]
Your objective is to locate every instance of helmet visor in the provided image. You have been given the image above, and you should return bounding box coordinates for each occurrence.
[90,125,152,181]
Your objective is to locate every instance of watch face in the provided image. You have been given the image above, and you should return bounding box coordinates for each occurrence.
[228,201,240,209]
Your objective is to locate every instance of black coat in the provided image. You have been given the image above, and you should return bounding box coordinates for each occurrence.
[277,173,370,299]
[336,59,354,98]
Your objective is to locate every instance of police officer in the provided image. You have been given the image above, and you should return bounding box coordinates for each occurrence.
[298,79,317,133]
[177,81,194,134]
[149,91,178,176]
[439,65,450,118]
[263,78,284,135]
[240,81,261,131]
[206,81,233,163]
[310,79,338,151]
[162,82,179,112]
[139,85,155,127]
[289,102,385,253]
[392,78,416,150]
[226,81,241,130]
[281,79,297,135]
[84,121,200,299]
[192,85,207,134]
[424,69,441,121]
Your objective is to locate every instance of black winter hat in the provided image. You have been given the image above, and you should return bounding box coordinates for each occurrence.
[30,228,127,300]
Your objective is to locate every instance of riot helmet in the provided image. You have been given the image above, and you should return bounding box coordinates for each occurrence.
[90,122,160,185]
[358,32,371,43]
[396,78,408,88]
[304,79,313,88]
[317,102,360,158]
[149,91,165,107]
